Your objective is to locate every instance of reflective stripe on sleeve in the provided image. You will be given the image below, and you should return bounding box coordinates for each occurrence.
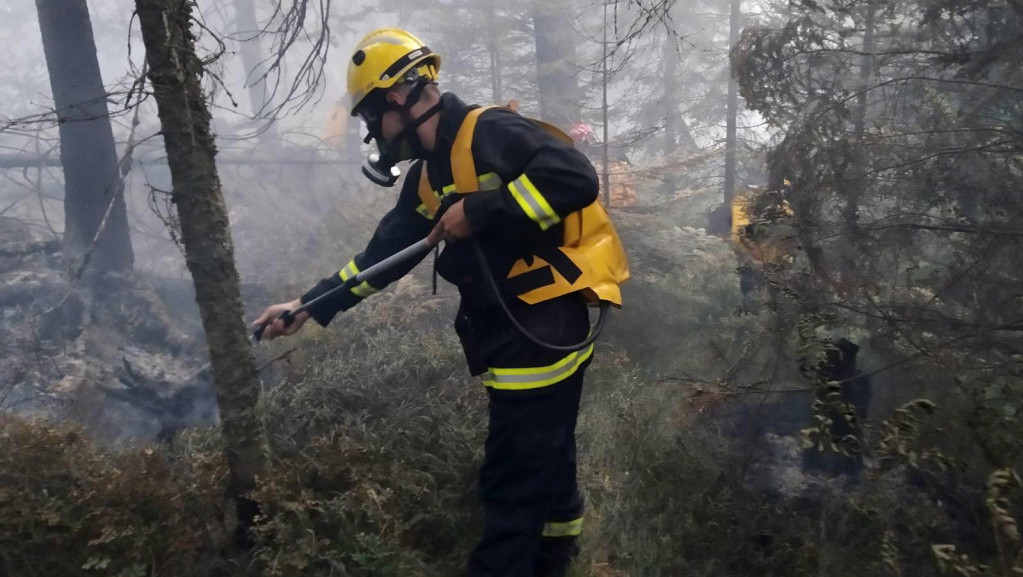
[542,517,584,538]
[338,260,379,299]
[477,171,502,191]
[482,344,593,391]
[508,174,560,231]
[350,281,379,298]
[338,260,360,282]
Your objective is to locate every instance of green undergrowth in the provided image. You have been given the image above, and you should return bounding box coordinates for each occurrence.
[2,277,1021,576]
[0,417,230,577]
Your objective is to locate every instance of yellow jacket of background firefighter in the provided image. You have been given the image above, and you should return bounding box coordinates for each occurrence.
[731,186,795,265]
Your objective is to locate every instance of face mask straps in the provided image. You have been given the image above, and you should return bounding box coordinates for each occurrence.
[396,79,440,158]
[357,79,440,187]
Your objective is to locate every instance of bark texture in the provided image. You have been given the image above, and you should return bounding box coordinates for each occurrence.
[35,0,134,274]
[134,0,267,535]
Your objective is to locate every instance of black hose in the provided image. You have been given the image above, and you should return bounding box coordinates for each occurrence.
[471,240,608,353]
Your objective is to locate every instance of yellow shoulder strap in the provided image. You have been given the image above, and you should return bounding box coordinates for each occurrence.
[451,106,500,193]
[450,106,574,191]
[417,162,439,216]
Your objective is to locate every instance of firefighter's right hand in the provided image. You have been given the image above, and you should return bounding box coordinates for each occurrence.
[252,298,310,341]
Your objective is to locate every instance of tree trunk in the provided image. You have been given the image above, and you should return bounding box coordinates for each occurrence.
[232,0,269,116]
[663,34,699,155]
[723,0,742,221]
[35,0,133,275]
[487,0,503,104]
[601,0,610,206]
[677,118,698,153]
[663,30,678,158]
[232,0,279,145]
[661,28,699,197]
[838,1,876,280]
[135,0,268,540]
[853,2,875,141]
[845,0,876,224]
[531,0,581,126]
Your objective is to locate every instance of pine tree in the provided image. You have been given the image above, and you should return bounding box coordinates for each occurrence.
[135,0,269,540]
[35,0,134,276]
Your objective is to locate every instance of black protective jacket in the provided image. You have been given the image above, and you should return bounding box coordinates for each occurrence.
[301,93,599,375]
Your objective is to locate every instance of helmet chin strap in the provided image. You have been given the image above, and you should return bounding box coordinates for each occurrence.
[360,79,441,187]
[394,78,440,159]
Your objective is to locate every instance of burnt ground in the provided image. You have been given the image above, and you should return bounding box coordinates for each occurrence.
[0,216,224,442]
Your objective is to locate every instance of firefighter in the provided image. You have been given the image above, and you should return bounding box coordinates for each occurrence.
[253,28,627,577]
[730,183,796,311]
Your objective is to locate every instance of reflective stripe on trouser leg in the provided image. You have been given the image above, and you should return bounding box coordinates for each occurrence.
[469,366,587,577]
[537,518,583,576]
[542,516,583,537]
[536,435,584,577]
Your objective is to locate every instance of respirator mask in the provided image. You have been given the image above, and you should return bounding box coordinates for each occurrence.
[357,78,441,187]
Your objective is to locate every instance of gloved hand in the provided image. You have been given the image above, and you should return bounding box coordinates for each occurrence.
[428,199,473,244]
[252,298,310,341]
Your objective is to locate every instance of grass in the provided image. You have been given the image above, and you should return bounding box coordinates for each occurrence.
[2,269,1020,576]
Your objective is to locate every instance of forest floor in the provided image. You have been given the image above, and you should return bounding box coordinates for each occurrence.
[0,193,990,576]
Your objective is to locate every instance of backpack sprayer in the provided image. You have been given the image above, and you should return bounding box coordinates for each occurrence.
[252,237,608,352]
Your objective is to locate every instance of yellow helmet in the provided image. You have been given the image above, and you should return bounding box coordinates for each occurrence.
[346,28,441,116]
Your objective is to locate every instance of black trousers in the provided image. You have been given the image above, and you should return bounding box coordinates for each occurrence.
[467,365,588,577]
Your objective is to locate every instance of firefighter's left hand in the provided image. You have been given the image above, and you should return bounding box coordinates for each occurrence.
[428,199,473,244]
